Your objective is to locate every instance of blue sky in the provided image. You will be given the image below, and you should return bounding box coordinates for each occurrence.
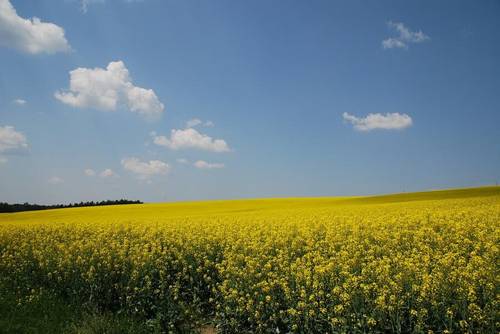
[1,0,499,204]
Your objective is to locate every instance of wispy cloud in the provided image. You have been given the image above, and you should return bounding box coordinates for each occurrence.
[193,160,225,169]
[343,112,413,131]
[84,168,96,176]
[382,21,429,50]
[0,125,28,152]
[0,125,28,163]
[48,176,64,184]
[12,98,27,106]
[79,0,143,13]
[99,168,118,178]
[186,118,202,128]
[80,0,104,13]
[186,118,214,128]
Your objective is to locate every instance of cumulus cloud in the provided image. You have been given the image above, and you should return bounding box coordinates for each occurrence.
[186,118,214,128]
[84,168,96,176]
[55,61,164,119]
[99,168,118,178]
[193,160,224,169]
[48,176,64,184]
[176,158,188,164]
[13,98,27,105]
[382,21,429,50]
[121,157,170,179]
[152,128,230,152]
[0,125,28,153]
[343,112,413,131]
[0,0,71,54]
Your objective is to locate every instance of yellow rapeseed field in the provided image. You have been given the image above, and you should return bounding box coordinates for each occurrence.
[1,187,499,333]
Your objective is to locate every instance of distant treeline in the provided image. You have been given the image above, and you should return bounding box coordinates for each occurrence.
[0,199,143,213]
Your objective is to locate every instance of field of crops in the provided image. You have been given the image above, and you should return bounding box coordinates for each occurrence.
[1,187,499,333]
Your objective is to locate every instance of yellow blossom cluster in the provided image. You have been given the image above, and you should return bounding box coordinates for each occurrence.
[0,187,498,333]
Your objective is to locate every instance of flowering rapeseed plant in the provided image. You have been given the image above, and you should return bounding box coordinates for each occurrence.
[0,187,498,333]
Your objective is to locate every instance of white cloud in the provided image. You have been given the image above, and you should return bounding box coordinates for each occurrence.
[80,0,104,13]
[186,118,202,128]
[79,0,142,13]
[0,0,70,54]
[176,158,188,164]
[381,38,407,49]
[0,125,28,153]
[121,157,170,179]
[382,21,429,50]
[99,168,118,178]
[55,61,164,119]
[84,168,96,176]
[193,160,224,169]
[343,112,413,131]
[185,118,214,128]
[84,168,117,178]
[48,176,64,184]
[13,98,27,105]
[152,128,230,152]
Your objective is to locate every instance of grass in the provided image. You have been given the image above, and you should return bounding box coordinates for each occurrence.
[0,288,75,334]
[0,286,151,334]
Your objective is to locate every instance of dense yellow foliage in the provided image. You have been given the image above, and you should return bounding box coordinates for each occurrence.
[1,187,499,333]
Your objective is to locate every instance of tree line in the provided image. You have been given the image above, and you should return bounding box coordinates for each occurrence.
[0,199,143,213]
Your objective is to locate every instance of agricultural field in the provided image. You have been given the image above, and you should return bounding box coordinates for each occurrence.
[0,186,499,333]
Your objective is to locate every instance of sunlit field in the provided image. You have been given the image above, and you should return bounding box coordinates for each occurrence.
[1,186,499,333]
